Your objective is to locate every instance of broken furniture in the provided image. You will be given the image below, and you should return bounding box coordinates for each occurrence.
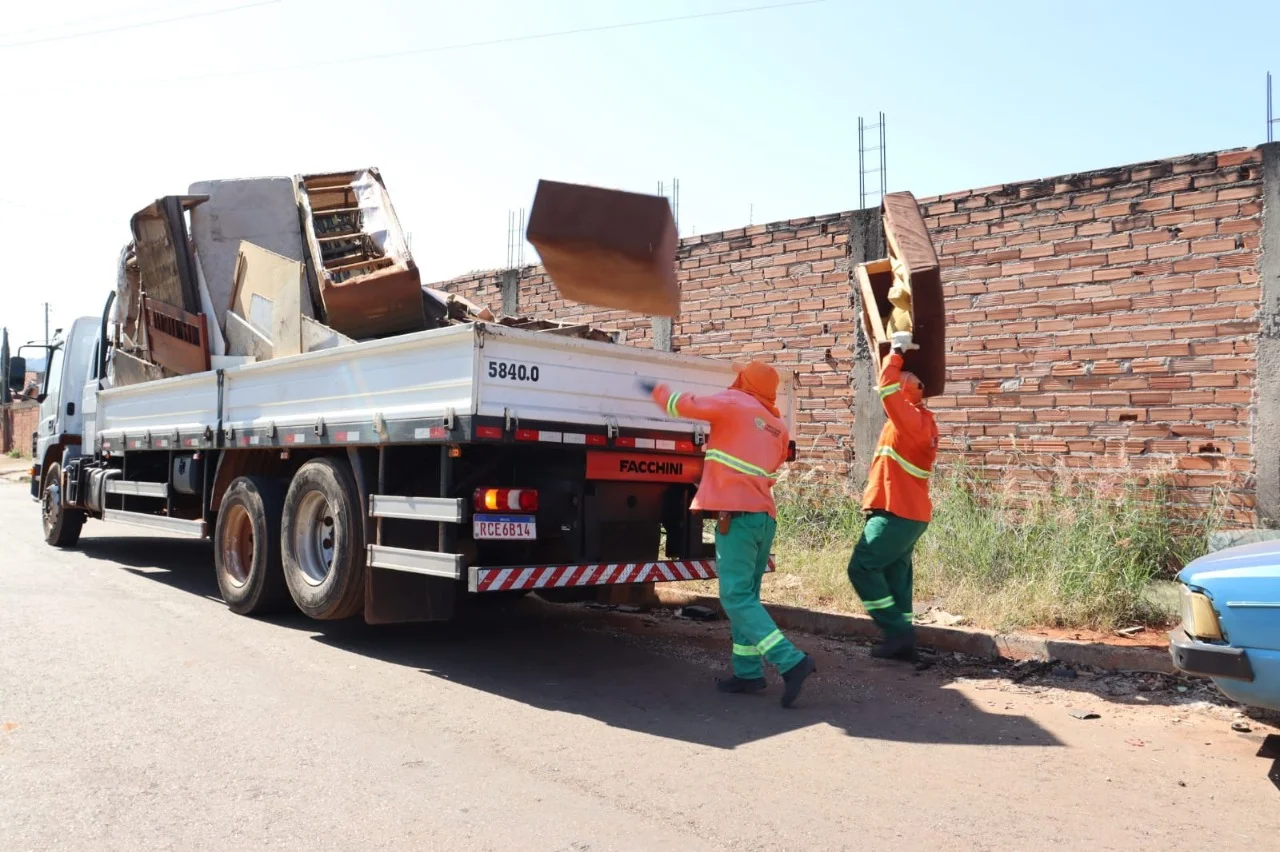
[113,195,215,382]
[141,295,211,375]
[856,191,946,397]
[188,176,311,333]
[114,243,142,349]
[296,168,427,339]
[130,196,208,316]
[525,180,680,318]
[229,241,309,359]
[104,168,630,390]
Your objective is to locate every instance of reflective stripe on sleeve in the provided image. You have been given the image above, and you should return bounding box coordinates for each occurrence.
[705,448,778,480]
[874,446,932,479]
[879,383,901,399]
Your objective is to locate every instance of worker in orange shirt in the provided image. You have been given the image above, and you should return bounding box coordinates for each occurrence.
[848,331,938,663]
[641,361,816,708]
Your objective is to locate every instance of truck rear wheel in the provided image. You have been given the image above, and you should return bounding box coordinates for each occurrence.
[281,458,365,620]
[214,476,289,616]
[42,462,84,548]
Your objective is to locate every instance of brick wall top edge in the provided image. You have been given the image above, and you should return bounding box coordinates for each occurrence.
[917,146,1261,206]
[429,145,1261,289]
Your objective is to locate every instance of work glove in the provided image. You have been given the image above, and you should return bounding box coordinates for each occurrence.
[890,331,919,354]
[636,378,658,395]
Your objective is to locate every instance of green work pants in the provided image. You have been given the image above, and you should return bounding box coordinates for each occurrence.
[717,513,806,679]
[847,510,929,636]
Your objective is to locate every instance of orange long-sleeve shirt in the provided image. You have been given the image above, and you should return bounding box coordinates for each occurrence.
[862,353,938,523]
[651,384,789,518]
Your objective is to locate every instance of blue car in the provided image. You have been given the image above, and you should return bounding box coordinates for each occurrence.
[1169,539,1280,711]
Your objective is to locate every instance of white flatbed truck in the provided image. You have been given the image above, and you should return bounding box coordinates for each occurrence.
[19,300,794,623]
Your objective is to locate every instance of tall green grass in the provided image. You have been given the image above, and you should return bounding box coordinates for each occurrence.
[679,465,1220,631]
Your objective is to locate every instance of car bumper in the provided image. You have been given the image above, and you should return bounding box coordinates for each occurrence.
[1168,625,1255,682]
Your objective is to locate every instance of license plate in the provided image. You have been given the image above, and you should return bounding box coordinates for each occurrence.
[473,514,536,540]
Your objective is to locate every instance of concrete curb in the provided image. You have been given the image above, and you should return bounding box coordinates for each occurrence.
[655,589,1175,674]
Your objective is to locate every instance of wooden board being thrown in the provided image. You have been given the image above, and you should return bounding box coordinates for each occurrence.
[856,191,946,397]
[526,180,679,318]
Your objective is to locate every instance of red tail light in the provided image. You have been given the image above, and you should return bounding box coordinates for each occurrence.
[474,488,539,512]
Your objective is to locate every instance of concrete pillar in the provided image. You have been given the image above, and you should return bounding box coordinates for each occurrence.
[848,207,886,491]
[651,316,673,352]
[499,269,520,316]
[1254,142,1280,524]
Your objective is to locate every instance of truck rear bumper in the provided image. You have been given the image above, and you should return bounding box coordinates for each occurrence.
[469,557,775,593]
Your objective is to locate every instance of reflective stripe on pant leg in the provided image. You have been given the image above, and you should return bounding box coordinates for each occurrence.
[849,514,913,635]
[719,514,804,673]
[885,516,927,636]
[719,517,766,679]
[756,629,784,654]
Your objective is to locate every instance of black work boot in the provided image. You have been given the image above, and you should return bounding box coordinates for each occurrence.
[871,630,919,663]
[716,675,767,694]
[780,655,816,708]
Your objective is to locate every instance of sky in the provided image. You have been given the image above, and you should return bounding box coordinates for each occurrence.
[1,0,1278,349]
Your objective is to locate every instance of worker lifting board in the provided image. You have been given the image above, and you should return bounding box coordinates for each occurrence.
[855,191,946,397]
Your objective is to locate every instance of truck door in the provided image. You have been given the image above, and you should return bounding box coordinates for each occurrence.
[36,319,98,468]
[36,343,65,466]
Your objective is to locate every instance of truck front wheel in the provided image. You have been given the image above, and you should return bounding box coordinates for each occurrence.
[214,476,289,616]
[281,458,366,620]
[42,462,84,548]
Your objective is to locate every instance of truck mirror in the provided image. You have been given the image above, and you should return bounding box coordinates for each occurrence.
[6,355,25,393]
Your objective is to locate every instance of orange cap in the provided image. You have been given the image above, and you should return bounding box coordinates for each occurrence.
[900,370,924,406]
[730,360,781,417]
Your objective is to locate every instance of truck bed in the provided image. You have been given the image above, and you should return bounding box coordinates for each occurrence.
[95,323,796,452]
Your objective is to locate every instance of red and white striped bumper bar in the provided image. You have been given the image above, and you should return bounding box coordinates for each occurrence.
[469,557,776,593]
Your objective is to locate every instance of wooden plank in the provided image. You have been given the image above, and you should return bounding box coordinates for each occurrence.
[301,316,355,353]
[130,196,206,314]
[110,348,168,387]
[231,242,307,357]
[870,190,952,396]
[225,311,274,361]
[526,179,679,318]
[143,296,210,376]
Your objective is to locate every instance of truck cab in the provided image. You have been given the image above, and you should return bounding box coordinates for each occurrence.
[30,317,98,539]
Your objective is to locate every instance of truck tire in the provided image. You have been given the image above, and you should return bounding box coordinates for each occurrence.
[214,476,290,616]
[281,458,365,620]
[42,462,84,548]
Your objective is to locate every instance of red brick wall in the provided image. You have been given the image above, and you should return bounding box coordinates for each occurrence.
[922,148,1262,525]
[435,147,1265,525]
[1,401,39,457]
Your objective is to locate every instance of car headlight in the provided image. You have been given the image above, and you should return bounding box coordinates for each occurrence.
[1179,584,1223,641]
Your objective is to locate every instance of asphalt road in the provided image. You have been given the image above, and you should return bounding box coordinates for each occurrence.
[1,478,1278,851]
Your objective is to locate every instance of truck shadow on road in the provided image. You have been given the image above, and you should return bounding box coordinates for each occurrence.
[86,535,1065,751]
